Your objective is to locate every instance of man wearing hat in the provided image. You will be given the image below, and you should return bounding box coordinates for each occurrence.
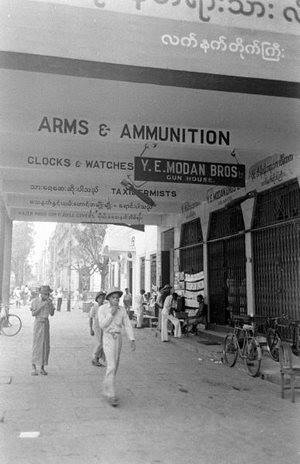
[30,285,55,376]
[98,287,135,406]
[89,290,106,367]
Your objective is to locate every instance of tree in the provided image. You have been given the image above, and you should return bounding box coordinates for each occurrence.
[71,224,109,290]
[11,222,35,286]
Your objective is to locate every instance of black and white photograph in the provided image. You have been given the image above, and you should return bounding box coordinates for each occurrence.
[0,0,299,463]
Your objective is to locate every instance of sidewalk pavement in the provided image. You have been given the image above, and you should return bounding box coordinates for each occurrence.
[176,326,290,385]
[0,306,299,464]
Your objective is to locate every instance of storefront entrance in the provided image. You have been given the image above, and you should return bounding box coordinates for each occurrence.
[252,180,300,320]
[208,206,246,324]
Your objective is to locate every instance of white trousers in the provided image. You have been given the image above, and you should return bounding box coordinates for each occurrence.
[161,312,182,341]
[92,327,105,361]
[102,332,122,398]
[168,315,182,338]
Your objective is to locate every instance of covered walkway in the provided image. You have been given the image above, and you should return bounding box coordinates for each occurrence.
[0,305,299,464]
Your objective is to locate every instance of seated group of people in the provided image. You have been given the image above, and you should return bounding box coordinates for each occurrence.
[158,286,208,342]
[129,284,208,342]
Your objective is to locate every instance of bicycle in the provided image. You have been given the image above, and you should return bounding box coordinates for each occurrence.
[223,315,262,377]
[0,305,22,336]
[266,315,299,362]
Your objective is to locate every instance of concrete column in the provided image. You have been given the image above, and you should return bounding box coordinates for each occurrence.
[241,198,255,316]
[2,211,13,307]
[0,200,6,303]
[156,227,162,287]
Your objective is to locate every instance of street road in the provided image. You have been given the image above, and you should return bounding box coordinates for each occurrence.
[0,305,299,464]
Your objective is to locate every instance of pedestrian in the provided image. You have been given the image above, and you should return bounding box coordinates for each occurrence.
[98,287,135,407]
[122,287,133,318]
[56,287,63,311]
[155,286,164,331]
[30,285,55,376]
[14,287,21,308]
[89,291,106,367]
[136,289,146,328]
[161,286,182,342]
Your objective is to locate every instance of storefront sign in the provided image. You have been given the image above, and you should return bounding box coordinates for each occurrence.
[9,207,163,225]
[206,185,242,205]
[37,116,231,147]
[134,156,245,187]
[2,1,298,82]
[5,192,183,214]
[248,152,298,190]
[32,0,300,36]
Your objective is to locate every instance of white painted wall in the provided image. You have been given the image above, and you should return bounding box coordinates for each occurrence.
[132,226,158,298]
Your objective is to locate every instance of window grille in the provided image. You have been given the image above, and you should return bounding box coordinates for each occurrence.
[252,180,300,320]
[253,180,300,229]
[207,207,246,323]
[180,219,202,247]
[208,205,244,240]
[179,219,203,273]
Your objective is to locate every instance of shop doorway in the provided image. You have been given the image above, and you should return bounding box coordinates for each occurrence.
[208,206,246,324]
[252,180,300,320]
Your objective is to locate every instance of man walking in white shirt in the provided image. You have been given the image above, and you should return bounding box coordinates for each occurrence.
[98,287,135,407]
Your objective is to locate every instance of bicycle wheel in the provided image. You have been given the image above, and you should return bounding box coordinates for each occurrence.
[244,339,262,377]
[1,314,22,336]
[266,328,280,362]
[223,334,238,367]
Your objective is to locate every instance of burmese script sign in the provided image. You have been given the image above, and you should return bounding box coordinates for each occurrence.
[32,0,300,36]
[134,157,245,187]
[3,1,297,82]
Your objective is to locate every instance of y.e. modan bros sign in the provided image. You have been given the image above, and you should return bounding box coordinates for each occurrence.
[134,157,245,187]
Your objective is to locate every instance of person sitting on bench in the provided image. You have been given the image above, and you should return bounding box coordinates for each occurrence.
[188,294,208,333]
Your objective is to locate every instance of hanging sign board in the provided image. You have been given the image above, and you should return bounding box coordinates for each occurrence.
[32,0,300,36]
[247,152,298,191]
[134,156,245,187]
[9,207,164,226]
[1,1,298,82]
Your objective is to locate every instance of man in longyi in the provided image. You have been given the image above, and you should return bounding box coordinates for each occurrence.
[98,287,135,407]
[30,285,55,376]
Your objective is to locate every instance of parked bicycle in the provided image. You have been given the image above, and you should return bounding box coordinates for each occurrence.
[0,305,22,337]
[266,315,299,362]
[223,315,262,377]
